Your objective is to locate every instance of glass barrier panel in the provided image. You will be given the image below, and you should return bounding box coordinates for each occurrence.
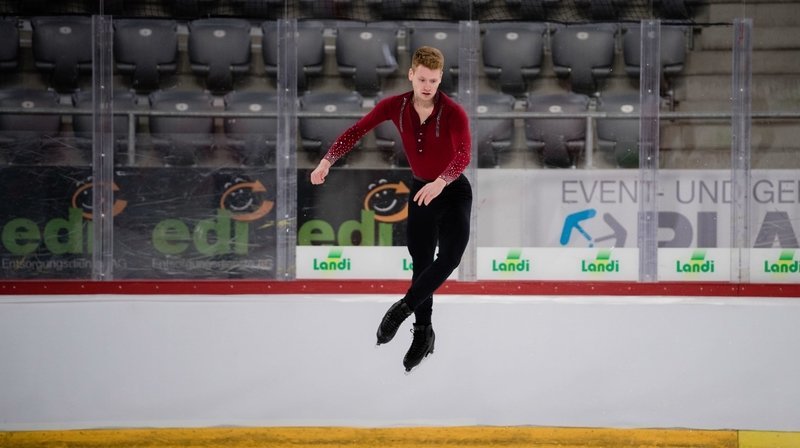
[1,1,795,286]
[107,15,280,280]
[0,14,94,279]
[655,19,735,283]
[745,7,800,283]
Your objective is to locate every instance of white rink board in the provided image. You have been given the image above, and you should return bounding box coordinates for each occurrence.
[1,294,800,431]
[477,247,639,281]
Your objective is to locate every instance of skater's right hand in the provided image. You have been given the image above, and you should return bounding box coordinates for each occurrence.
[310,159,331,185]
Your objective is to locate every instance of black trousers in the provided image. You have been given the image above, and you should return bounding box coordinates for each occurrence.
[403,174,473,325]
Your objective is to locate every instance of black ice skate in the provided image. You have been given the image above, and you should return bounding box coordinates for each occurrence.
[376,299,412,345]
[403,323,435,373]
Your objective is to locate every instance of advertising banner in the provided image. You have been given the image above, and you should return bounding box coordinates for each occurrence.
[657,248,732,282]
[751,249,800,283]
[478,169,800,250]
[476,169,799,282]
[2,166,797,282]
[0,166,96,279]
[296,246,412,279]
[298,168,411,247]
[477,247,638,281]
[114,167,277,279]
[0,166,277,279]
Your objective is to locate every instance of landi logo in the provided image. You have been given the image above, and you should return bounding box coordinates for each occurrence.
[676,250,715,274]
[763,250,799,274]
[312,248,352,271]
[581,250,619,273]
[491,249,531,272]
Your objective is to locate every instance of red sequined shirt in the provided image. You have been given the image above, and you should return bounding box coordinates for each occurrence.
[323,91,471,184]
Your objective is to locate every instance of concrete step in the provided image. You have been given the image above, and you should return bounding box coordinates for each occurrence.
[707,2,800,27]
[661,120,800,152]
[683,50,800,75]
[676,74,800,108]
[659,145,800,169]
[696,26,800,50]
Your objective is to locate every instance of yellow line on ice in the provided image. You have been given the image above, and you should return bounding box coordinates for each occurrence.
[0,426,740,448]
[739,431,800,448]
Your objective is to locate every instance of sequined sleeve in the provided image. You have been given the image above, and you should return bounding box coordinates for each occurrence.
[322,98,392,165]
[439,103,472,184]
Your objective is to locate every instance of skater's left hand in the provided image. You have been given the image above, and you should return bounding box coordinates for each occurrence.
[414,177,447,206]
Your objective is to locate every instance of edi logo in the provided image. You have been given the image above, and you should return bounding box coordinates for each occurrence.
[763,250,799,274]
[676,250,715,274]
[491,249,531,272]
[152,175,273,256]
[312,248,352,271]
[581,249,619,273]
[299,178,409,246]
[219,177,274,222]
[1,176,128,256]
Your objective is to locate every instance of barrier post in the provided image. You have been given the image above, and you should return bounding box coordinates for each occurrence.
[459,20,480,282]
[91,14,114,281]
[638,19,661,283]
[731,18,753,283]
[276,19,298,280]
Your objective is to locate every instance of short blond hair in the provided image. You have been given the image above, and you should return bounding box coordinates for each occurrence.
[411,46,444,71]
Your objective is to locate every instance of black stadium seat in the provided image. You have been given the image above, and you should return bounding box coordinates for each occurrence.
[262,20,325,91]
[551,23,617,94]
[234,0,286,17]
[171,0,217,18]
[366,0,422,19]
[654,0,696,19]
[224,90,279,166]
[574,0,626,19]
[373,92,408,166]
[407,21,461,94]
[374,119,407,167]
[335,21,400,96]
[149,90,216,166]
[0,18,19,73]
[504,0,559,19]
[114,19,179,93]
[72,90,138,163]
[525,92,589,168]
[474,93,516,167]
[482,22,546,95]
[622,24,687,83]
[31,16,92,92]
[437,0,491,20]
[595,93,641,168]
[188,18,252,94]
[0,89,63,165]
[299,91,363,159]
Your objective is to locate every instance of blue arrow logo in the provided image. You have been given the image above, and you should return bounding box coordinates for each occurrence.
[560,209,597,247]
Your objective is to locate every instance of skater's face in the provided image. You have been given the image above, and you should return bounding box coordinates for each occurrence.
[408,65,442,104]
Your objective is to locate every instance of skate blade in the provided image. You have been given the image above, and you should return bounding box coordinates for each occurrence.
[404,350,434,375]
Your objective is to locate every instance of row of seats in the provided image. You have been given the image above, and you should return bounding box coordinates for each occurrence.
[0,88,270,166]
[235,0,700,20]
[373,0,698,20]
[8,0,701,21]
[0,87,645,168]
[0,17,688,96]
